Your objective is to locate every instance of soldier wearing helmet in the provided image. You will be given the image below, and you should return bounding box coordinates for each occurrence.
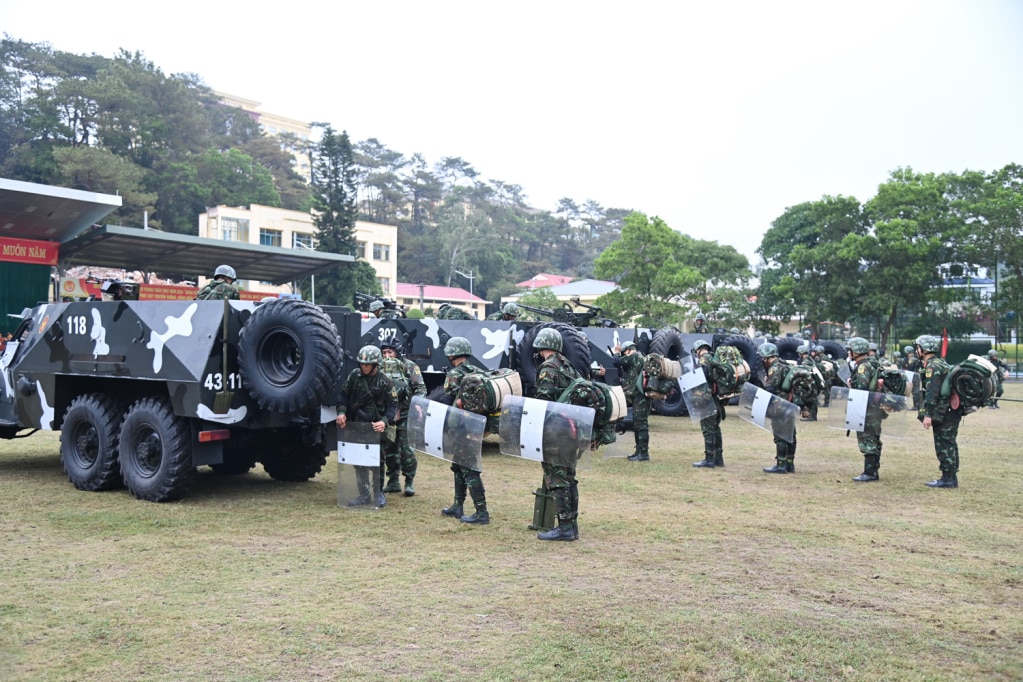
[986,349,1005,409]
[196,264,240,301]
[692,313,709,334]
[691,340,726,470]
[532,327,584,541]
[902,345,920,373]
[369,299,401,319]
[612,339,651,462]
[846,337,884,482]
[336,345,399,507]
[797,344,822,422]
[756,342,799,475]
[916,334,963,488]
[436,337,491,525]
[486,302,520,321]
[378,337,426,496]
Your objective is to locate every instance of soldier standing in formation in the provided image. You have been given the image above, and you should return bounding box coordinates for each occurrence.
[532,328,583,541]
[916,335,963,488]
[846,337,884,482]
[379,338,426,496]
[692,313,709,334]
[486,302,520,321]
[196,264,240,301]
[436,337,491,524]
[612,341,650,462]
[336,345,399,508]
[757,342,798,474]
[797,344,821,422]
[691,340,725,469]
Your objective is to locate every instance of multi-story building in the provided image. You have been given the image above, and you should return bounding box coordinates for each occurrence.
[215,91,314,183]
[198,204,397,299]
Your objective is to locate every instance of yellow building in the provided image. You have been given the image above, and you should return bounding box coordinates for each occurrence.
[215,91,314,183]
[198,204,397,298]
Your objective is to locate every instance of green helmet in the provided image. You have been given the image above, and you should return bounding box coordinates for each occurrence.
[502,302,520,317]
[757,342,778,359]
[848,337,870,355]
[443,336,472,358]
[621,340,637,353]
[368,300,384,313]
[797,344,809,355]
[915,335,940,353]
[868,342,878,351]
[988,349,998,358]
[533,328,563,353]
[695,313,706,321]
[903,345,914,355]
[730,327,740,334]
[893,351,902,358]
[691,340,710,353]
[357,345,382,365]
[814,345,824,353]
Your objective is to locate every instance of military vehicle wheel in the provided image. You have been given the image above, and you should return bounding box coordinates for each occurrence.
[60,394,124,491]
[649,329,687,416]
[820,340,847,361]
[713,334,763,383]
[518,323,592,395]
[775,337,802,362]
[260,435,328,482]
[238,299,342,414]
[119,397,194,502]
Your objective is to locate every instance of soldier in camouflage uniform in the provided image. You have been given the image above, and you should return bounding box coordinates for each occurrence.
[369,300,401,319]
[917,335,963,488]
[692,313,709,334]
[533,328,583,541]
[196,264,240,301]
[336,345,399,507]
[436,337,491,524]
[987,349,1006,409]
[903,345,922,409]
[757,343,798,474]
[436,303,473,320]
[691,340,725,469]
[612,341,650,461]
[847,337,884,482]
[379,338,426,496]
[797,344,821,422]
[486,302,520,321]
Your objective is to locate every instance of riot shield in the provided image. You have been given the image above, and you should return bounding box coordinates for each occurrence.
[737,382,798,443]
[902,369,922,409]
[827,387,910,439]
[406,395,486,471]
[336,421,383,510]
[498,395,594,470]
[678,368,718,422]
[837,360,852,384]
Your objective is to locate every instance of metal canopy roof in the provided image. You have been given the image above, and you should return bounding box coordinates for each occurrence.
[0,178,123,241]
[60,225,355,285]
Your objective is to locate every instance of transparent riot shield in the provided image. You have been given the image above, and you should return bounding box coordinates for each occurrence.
[678,367,718,422]
[499,395,594,471]
[406,395,486,471]
[837,360,852,384]
[827,387,910,439]
[337,421,382,510]
[737,383,798,443]
[902,369,922,409]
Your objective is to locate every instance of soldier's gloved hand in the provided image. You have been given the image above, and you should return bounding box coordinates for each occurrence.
[372,420,386,433]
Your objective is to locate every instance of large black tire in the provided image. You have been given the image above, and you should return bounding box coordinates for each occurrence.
[649,329,687,416]
[119,397,194,502]
[713,333,763,383]
[260,433,328,482]
[776,337,803,363]
[238,299,343,414]
[60,393,124,491]
[517,323,592,395]
[821,340,847,361]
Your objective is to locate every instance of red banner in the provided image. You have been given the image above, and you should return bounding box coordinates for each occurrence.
[0,236,59,266]
[137,283,199,301]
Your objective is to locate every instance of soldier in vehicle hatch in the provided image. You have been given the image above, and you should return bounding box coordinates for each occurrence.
[196,264,240,301]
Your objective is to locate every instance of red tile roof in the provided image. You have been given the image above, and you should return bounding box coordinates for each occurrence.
[514,273,574,288]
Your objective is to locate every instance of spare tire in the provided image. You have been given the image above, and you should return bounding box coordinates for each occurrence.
[776,337,803,362]
[518,323,591,395]
[713,333,763,384]
[238,299,343,413]
[649,329,687,416]
[820,340,847,361]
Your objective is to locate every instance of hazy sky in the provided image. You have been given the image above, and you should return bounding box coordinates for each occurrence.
[3,1,1022,264]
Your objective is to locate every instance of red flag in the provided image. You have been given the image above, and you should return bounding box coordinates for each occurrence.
[941,328,949,358]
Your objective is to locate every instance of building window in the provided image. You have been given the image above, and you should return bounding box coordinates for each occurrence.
[373,243,390,261]
[378,277,390,295]
[356,241,366,259]
[260,228,282,247]
[293,233,314,249]
[220,217,249,242]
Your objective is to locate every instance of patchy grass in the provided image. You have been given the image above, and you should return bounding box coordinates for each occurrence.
[1,385,1021,681]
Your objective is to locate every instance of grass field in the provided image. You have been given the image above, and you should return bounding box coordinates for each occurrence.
[1,385,1021,681]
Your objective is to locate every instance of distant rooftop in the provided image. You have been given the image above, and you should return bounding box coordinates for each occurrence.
[509,278,617,298]
[515,273,575,289]
[395,282,486,303]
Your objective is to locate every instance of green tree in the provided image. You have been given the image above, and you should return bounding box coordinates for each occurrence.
[311,126,363,305]
[514,287,561,321]
[52,145,156,225]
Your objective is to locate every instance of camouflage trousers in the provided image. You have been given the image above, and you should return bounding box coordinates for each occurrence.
[931,413,961,474]
[542,462,579,522]
[450,462,486,513]
[630,392,651,454]
[804,396,819,420]
[699,404,722,457]
[384,417,418,479]
[773,430,797,464]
